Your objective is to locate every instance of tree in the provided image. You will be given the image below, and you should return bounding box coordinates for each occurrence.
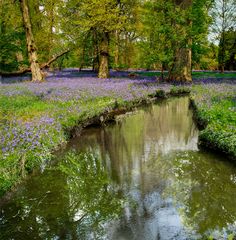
[169,0,211,81]
[63,0,131,78]
[210,0,236,72]
[138,0,174,73]
[140,0,193,81]
[1,0,216,77]
[29,0,68,66]
[219,30,236,70]
[0,0,27,73]
[1,0,69,78]
[19,0,44,82]
[140,0,210,82]
[167,0,193,82]
[111,0,140,70]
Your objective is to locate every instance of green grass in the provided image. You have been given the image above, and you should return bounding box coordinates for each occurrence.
[134,71,236,78]
[191,84,236,159]
[0,94,119,196]
[0,79,236,196]
[0,95,56,121]
[0,85,151,196]
[192,71,236,78]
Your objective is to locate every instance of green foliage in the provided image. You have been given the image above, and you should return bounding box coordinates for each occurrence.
[0,0,228,72]
[192,84,236,159]
[134,71,236,78]
[0,79,163,195]
[138,0,175,69]
[210,0,236,70]
[28,0,69,64]
[154,89,167,98]
[170,86,191,95]
[218,30,236,70]
[0,0,28,72]
[59,150,123,221]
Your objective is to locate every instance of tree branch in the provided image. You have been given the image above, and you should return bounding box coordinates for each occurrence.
[0,49,70,77]
[40,49,70,68]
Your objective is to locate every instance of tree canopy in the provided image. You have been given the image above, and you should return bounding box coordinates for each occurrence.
[0,0,235,81]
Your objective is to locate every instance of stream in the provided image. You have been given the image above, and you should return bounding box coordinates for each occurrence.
[1,97,236,240]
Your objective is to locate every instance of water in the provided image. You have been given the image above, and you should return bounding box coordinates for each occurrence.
[1,97,236,240]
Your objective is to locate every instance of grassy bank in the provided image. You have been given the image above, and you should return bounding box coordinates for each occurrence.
[0,77,171,196]
[0,74,236,197]
[134,71,236,79]
[191,83,236,160]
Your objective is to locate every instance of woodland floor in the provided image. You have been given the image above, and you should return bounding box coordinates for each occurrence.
[0,69,236,196]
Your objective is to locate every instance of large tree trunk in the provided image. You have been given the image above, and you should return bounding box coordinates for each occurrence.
[168,41,192,82]
[19,0,44,82]
[98,32,109,78]
[168,0,192,82]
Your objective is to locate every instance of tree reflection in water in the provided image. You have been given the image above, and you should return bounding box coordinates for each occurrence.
[0,151,124,240]
[164,151,236,238]
[1,97,236,240]
[59,151,124,239]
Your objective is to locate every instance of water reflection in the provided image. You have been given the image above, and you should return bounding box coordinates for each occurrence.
[59,151,123,239]
[168,151,236,236]
[1,97,236,239]
[0,152,123,240]
[70,97,236,239]
[72,97,198,185]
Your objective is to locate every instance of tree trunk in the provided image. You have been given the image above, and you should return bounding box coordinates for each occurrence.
[114,30,120,69]
[92,30,100,72]
[98,32,109,78]
[161,64,164,81]
[218,31,226,73]
[19,0,44,82]
[79,45,85,71]
[168,43,192,82]
[168,0,192,82]
[124,33,129,68]
[0,49,70,76]
[219,0,226,73]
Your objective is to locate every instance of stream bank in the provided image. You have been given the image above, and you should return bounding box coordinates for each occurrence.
[1,96,235,240]
[0,80,235,198]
